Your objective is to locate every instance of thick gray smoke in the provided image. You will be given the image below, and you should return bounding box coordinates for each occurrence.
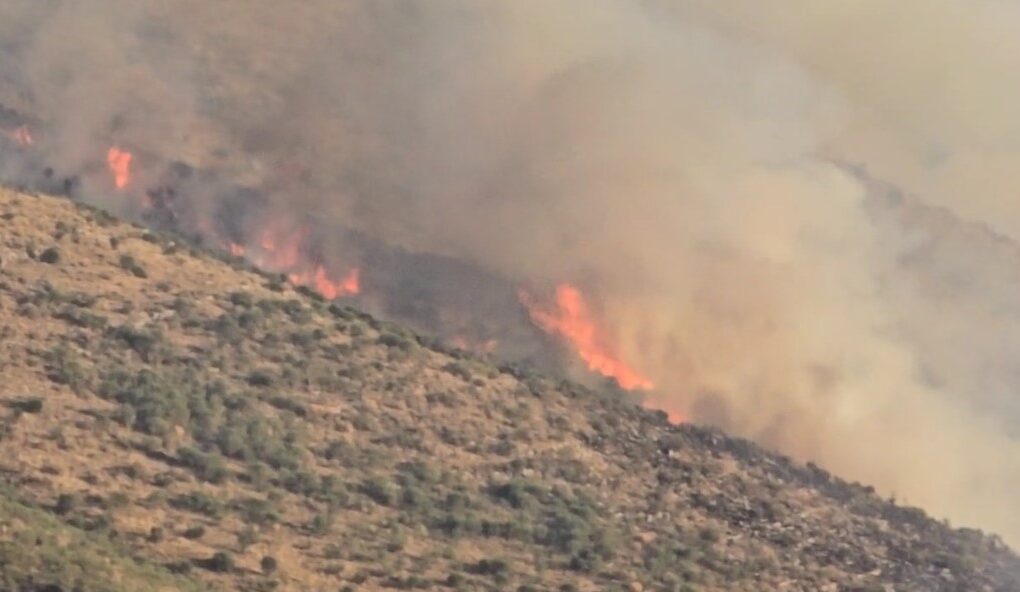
[2,0,1020,546]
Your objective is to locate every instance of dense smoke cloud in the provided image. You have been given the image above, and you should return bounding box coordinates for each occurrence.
[2,0,1020,545]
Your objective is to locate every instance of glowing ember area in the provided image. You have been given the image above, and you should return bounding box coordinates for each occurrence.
[4,125,33,146]
[225,229,360,299]
[107,146,133,190]
[288,265,361,299]
[519,283,654,391]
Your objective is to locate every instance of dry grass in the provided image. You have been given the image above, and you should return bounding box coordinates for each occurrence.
[0,186,1017,591]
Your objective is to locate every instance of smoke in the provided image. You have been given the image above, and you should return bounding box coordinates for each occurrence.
[2,0,1020,545]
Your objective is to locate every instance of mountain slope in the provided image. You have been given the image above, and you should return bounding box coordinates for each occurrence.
[0,185,1018,591]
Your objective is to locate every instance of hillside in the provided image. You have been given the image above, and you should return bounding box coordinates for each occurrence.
[0,185,1018,592]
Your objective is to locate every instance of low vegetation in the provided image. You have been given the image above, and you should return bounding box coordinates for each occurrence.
[0,186,1017,591]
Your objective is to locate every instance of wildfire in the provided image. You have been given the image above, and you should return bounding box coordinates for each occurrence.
[288,265,360,299]
[225,227,360,299]
[519,283,654,391]
[107,146,133,190]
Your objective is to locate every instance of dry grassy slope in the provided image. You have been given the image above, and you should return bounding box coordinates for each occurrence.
[0,186,1017,592]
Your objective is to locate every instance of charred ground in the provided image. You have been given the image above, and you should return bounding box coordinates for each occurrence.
[0,186,1018,591]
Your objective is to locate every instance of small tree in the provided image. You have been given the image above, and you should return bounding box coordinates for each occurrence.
[261,555,278,575]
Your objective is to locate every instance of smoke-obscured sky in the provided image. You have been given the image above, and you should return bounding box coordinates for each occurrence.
[3,0,1020,545]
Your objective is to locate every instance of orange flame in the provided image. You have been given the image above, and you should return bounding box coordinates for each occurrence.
[107,146,133,190]
[288,265,360,299]
[520,283,654,391]
[339,266,361,295]
[225,224,360,299]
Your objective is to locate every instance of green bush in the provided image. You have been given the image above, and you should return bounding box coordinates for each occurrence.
[11,398,43,414]
[45,344,92,396]
[234,497,279,526]
[108,326,165,362]
[118,254,147,278]
[470,558,509,576]
[171,492,224,518]
[237,526,258,550]
[54,493,77,515]
[178,447,229,484]
[361,477,397,506]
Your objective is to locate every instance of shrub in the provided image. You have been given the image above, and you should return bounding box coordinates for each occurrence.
[308,511,334,535]
[489,480,537,510]
[361,477,397,506]
[178,447,229,484]
[206,551,234,573]
[45,344,92,396]
[182,525,206,540]
[108,326,165,361]
[261,555,278,575]
[470,558,509,576]
[246,369,276,387]
[229,291,254,307]
[267,395,308,418]
[378,331,415,351]
[172,491,224,518]
[238,526,258,550]
[118,254,147,278]
[234,497,279,526]
[54,493,77,515]
[11,398,43,414]
[39,246,60,264]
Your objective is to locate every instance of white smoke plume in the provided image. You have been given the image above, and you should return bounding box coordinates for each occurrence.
[2,0,1020,545]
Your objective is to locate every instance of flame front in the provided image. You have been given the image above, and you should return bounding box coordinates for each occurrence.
[226,225,360,299]
[107,146,133,190]
[289,265,360,299]
[520,283,654,391]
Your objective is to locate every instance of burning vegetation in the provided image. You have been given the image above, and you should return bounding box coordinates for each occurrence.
[519,283,654,392]
[106,146,132,191]
[0,114,658,406]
